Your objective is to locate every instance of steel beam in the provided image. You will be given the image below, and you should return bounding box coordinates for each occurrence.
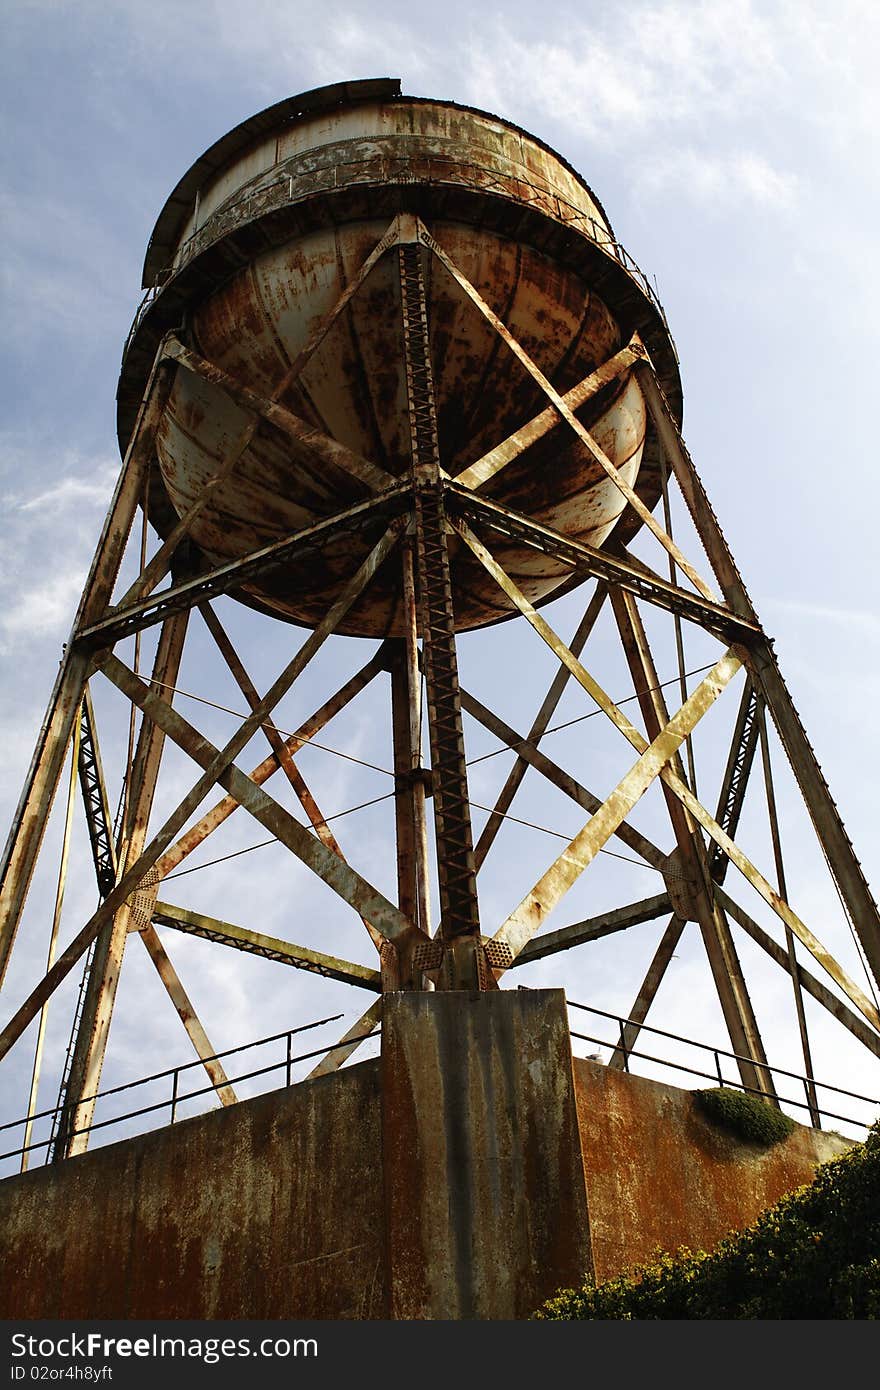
[610,586,774,1100]
[715,888,880,1061]
[139,927,237,1106]
[459,685,668,870]
[453,338,643,491]
[493,650,742,961]
[511,894,672,967]
[151,901,381,992]
[98,523,404,906]
[164,336,396,495]
[459,517,880,1032]
[400,542,432,939]
[76,487,409,650]
[99,654,418,946]
[154,648,387,879]
[446,487,755,642]
[757,704,820,1124]
[0,630,414,1067]
[67,679,238,1134]
[20,711,81,1170]
[608,916,686,1069]
[0,354,173,984]
[77,689,118,898]
[421,221,717,601]
[709,678,762,883]
[400,239,484,989]
[472,584,610,871]
[199,602,384,953]
[62,610,190,1156]
[306,999,383,1080]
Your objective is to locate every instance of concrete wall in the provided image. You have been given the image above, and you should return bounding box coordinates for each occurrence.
[573,1057,851,1282]
[0,993,854,1318]
[0,1060,383,1319]
[382,989,591,1318]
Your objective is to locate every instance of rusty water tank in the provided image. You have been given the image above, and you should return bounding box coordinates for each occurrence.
[119,78,681,636]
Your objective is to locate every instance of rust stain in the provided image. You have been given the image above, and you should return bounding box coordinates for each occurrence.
[123,97,672,637]
[0,1063,384,1319]
[572,1058,851,1283]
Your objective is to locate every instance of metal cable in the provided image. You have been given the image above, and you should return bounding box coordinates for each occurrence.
[146,679,395,777]
[464,662,717,767]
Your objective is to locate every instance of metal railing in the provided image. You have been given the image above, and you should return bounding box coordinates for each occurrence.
[0,1012,380,1170]
[566,998,879,1135]
[123,158,673,362]
[7,994,867,1174]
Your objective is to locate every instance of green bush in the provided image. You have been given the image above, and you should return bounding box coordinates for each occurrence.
[535,1121,880,1319]
[694,1086,796,1147]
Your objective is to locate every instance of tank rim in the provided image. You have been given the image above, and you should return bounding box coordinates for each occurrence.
[141,77,618,289]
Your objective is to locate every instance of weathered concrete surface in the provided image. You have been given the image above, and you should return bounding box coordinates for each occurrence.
[382,989,591,1318]
[0,998,856,1319]
[0,1061,383,1319]
[573,1057,851,1282]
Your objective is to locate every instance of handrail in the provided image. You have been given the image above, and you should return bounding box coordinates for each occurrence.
[122,164,673,364]
[0,1011,380,1167]
[566,997,879,1135]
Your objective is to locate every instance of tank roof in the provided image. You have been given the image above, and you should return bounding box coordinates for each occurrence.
[142,78,402,287]
[141,77,615,288]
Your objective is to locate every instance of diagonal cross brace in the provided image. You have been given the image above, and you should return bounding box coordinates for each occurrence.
[459,518,880,1032]
[493,650,743,960]
[419,219,717,603]
[453,337,644,492]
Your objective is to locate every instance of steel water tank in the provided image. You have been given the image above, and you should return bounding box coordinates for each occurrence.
[119,78,680,636]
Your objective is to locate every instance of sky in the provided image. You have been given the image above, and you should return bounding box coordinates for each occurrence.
[1,0,879,1174]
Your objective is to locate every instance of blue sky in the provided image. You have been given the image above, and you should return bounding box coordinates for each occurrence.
[2,0,879,1165]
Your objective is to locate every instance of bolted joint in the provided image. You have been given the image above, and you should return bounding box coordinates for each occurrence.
[394,767,433,797]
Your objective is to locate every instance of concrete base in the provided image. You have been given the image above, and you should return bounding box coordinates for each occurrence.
[382,989,591,1318]
[0,989,851,1319]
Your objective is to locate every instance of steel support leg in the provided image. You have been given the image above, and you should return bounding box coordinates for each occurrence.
[59,610,189,1156]
[609,586,776,1101]
[0,356,173,981]
[636,361,880,989]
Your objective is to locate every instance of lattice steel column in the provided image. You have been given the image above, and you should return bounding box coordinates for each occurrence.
[77,688,118,899]
[399,241,486,990]
[709,679,761,884]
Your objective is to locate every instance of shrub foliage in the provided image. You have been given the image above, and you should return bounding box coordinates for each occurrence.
[694,1086,796,1147]
[535,1122,880,1319]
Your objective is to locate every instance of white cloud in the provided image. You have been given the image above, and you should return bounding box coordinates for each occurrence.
[0,446,118,652]
[12,467,117,515]
[458,0,787,141]
[0,567,86,642]
[638,148,799,210]
[765,597,880,643]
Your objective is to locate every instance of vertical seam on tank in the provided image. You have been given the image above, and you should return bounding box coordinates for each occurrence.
[551,285,596,390]
[245,259,339,439]
[248,259,294,372]
[452,241,523,460]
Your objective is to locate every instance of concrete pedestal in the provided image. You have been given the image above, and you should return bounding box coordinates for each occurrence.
[381,988,592,1319]
[0,987,850,1319]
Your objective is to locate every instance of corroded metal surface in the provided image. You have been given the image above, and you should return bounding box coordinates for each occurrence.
[0,1016,857,1319]
[119,89,681,636]
[0,1062,385,1318]
[382,990,591,1319]
[573,1058,852,1284]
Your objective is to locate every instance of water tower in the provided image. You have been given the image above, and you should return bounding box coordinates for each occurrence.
[0,78,878,1318]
